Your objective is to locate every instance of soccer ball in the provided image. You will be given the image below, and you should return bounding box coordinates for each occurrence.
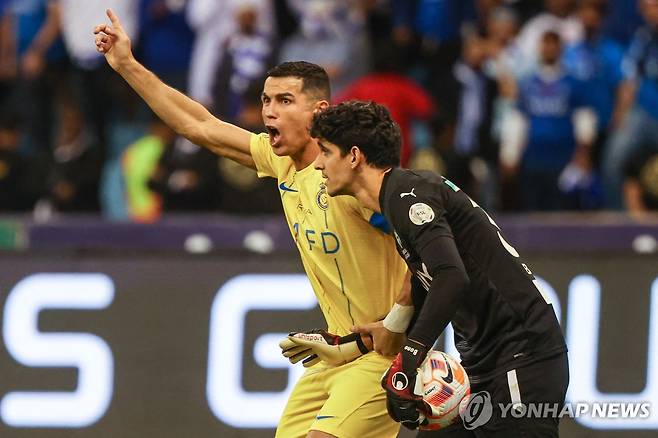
[417,350,470,430]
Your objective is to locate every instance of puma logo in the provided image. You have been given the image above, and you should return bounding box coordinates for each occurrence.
[400,188,416,198]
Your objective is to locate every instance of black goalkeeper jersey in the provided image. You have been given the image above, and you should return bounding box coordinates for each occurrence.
[379,168,567,383]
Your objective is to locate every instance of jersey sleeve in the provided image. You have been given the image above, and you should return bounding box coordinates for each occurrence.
[390,185,470,347]
[390,185,454,248]
[249,133,291,179]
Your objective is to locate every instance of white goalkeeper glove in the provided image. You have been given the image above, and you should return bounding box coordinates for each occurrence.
[279,329,371,368]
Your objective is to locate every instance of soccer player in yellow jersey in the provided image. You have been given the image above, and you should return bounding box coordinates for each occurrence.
[94,9,412,438]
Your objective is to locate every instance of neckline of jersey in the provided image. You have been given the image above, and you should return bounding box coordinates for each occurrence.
[293,161,319,180]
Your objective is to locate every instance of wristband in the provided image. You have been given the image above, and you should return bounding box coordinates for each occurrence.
[383,303,414,333]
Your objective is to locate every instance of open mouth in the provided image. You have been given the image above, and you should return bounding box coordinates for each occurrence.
[266,126,281,146]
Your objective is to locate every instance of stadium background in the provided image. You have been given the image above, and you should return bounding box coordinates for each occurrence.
[1,0,658,437]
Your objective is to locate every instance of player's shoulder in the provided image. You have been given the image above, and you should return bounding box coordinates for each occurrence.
[251,133,287,160]
[387,168,445,201]
[381,169,458,238]
[250,132,270,148]
[385,169,447,223]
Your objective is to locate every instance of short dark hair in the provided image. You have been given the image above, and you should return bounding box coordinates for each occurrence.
[267,61,331,100]
[311,101,401,169]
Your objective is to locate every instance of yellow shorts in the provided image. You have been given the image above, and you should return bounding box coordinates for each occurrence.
[275,352,399,438]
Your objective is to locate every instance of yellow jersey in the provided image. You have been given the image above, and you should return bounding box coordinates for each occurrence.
[250,134,407,335]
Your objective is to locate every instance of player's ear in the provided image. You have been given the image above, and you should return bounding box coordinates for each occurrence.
[350,146,361,168]
[314,100,329,113]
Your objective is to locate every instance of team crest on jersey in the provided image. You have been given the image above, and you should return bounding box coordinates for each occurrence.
[409,203,435,225]
[316,183,329,210]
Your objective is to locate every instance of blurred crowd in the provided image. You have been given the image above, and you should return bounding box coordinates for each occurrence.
[0,0,657,221]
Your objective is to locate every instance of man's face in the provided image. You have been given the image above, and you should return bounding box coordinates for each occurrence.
[313,140,354,196]
[487,16,517,43]
[463,37,488,68]
[540,37,562,65]
[261,76,318,158]
[579,5,603,35]
[237,8,257,34]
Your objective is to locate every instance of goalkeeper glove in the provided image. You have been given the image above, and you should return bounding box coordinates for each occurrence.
[381,339,430,430]
[279,329,370,368]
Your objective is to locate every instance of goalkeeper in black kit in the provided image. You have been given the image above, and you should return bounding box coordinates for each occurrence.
[310,101,569,437]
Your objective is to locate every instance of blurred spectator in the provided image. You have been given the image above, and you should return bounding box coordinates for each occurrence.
[39,104,102,213]
[1,0,67,155]
[186,0,274,107]
[58,0,139,157]
[138,0,195,92]
[392,0,477,118]
[122,117,174,222]
[483,5,524,209]
[147,138,221,211]
[603,0,658,209]
[563,0,623,165]
[623,148,658,213]
[0,112,35,210]
[474,0,506,32]
[447,33,500,208]
[335,42,435,168]
[392,0,476,49]
[500,31,598,211]
[216,81,281,214]
[485,6,523,80]
[3,0,654,217]
[280,0,370,94]
[516,0,583,71]
[212,4,274,120]
[603,0,643,45]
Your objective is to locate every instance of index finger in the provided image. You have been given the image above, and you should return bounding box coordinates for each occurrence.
[106,8,123,29]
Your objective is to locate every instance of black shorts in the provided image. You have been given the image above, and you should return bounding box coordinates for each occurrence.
[418,352,570,438]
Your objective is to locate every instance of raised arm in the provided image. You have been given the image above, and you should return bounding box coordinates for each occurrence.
[94,9,255,169]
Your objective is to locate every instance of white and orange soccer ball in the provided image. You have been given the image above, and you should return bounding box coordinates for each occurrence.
[417,350,470,430]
